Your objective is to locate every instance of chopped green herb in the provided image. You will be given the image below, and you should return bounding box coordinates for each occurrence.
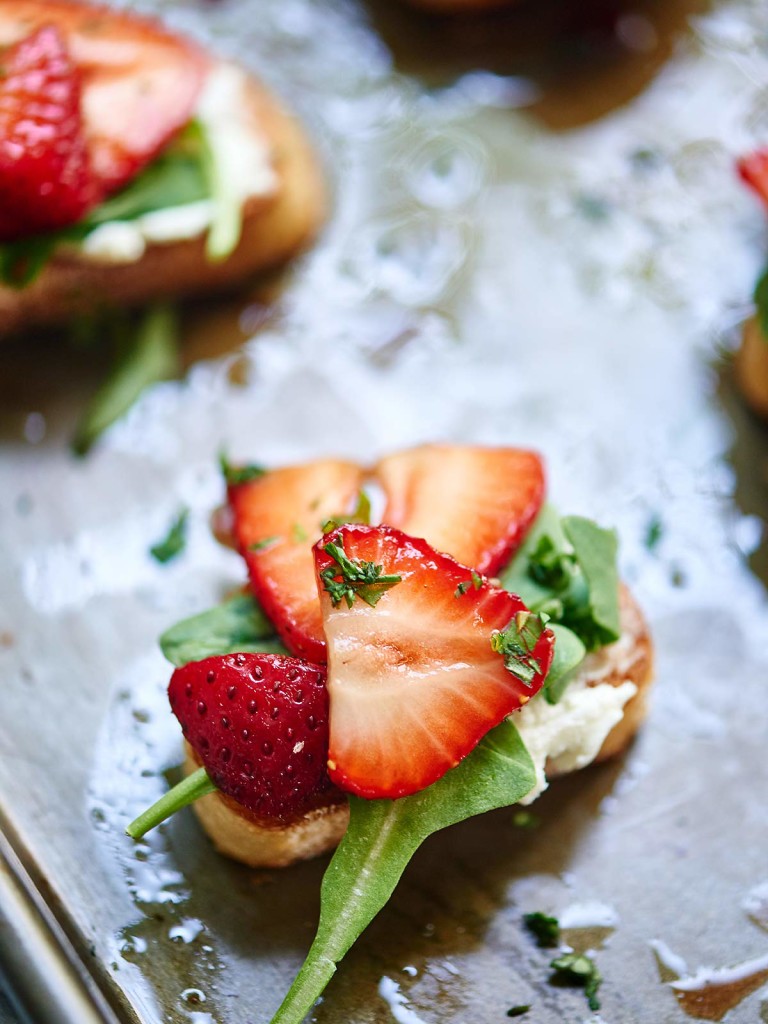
[219,453,266,487]
[471,570,483,589]
[150,508,189,564]
[291,523,309,543]
[506,1007,531,1019]
[72,304,179,456]
[321,490,372,533]
[549,952,602,1012]
[320,540,401,609]
[455,580,471,598]
[523,911,560,948]
[491,611,547,687]
[754,264,768,342]
[644,513,663,552]
[249,536,280,552]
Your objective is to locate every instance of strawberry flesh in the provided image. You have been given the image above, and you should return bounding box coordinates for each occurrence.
[738,149,768,207]
[316,524,555,800]
[228,460,365,662]
[0,0,209,198]
[377,444,545,576]
[168,652,340,824]
[0,25,97,241]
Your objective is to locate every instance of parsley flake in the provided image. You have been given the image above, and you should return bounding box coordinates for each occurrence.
[291,523,309,543]
[506,1007,531,1019]
[455,580,471,598]
[472,570,483,589]
[644,513,663,552]
[321,490,372,534]
[320,540,402,609]
[491,611,547,687]
[249,536,280,552]
[549,952,602,1012]
[150,508,189,565]
[523,911,560,948]
[219,453,266,487]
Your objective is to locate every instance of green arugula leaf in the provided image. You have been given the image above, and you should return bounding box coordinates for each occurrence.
[159,592,285,668]
[500,505,620,663]
[86,129,208,228]
[549,952,602,1011]
[150,508,189,564]
[320,539,402,608]
[269,720,536,1024]
[754,264,768,342]
[491,611,548,688]
[72,304,179,456]
[561,516,620,649]
[544,624,586,704]
[0,234,65,288]
[523,911,560,948]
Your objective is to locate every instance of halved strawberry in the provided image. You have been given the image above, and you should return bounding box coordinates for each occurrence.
[315,524,554,799]
[0,25,97,241]
[738,148,768,207]
[228,460,365,662]
[168,652,340,824]
[0,0,209,195]
[376,444,545,577]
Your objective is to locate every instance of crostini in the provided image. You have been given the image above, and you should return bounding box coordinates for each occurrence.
[127,443,654,1024]
[0,0,325,332]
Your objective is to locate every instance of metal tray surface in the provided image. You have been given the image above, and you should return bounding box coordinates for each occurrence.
[1,0,768,1022]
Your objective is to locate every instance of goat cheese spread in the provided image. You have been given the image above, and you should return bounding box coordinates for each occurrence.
[515,677,637,804]
[80,64,277,264]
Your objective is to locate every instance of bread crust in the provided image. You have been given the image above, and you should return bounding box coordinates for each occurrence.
[0,67,326,333]
[184,584,653,868]
[735,316,768,419]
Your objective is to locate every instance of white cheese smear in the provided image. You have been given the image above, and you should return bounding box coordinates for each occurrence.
[80,64,278,264]
[514,678,637,804]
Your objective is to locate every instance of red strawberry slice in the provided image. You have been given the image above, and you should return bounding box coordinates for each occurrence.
[228,460,365,662]
[738,148,768,207]
[315,524,555,799]
[376,444,545,577]
[168,652,340,824]
[0,0,209,196]
[0,25,97,242]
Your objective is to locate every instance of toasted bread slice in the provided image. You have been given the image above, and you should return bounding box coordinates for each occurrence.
[184,584,653,868]
[0,65,326,333]
[736,316,768,419]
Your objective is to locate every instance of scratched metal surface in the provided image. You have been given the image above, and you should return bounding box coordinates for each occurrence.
[1,0,768,1022]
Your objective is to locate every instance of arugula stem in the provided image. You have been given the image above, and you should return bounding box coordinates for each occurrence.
[269,951,338,1024]
[126,766,216,840]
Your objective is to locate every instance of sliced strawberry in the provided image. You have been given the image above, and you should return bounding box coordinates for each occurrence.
[0,25,97,241]
[376,444,545,577]
[229,460,365,662]
[168,652,340,824]
[0,0,209,195]
[315,524,554,799]
[738,148,768,207]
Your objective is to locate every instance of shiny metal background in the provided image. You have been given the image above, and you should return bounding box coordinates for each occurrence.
[1,0,767,1022]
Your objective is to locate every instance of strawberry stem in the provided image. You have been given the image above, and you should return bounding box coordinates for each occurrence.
[125,766,216,840]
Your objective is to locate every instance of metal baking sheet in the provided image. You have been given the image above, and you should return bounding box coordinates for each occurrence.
[1,0,768,1022]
